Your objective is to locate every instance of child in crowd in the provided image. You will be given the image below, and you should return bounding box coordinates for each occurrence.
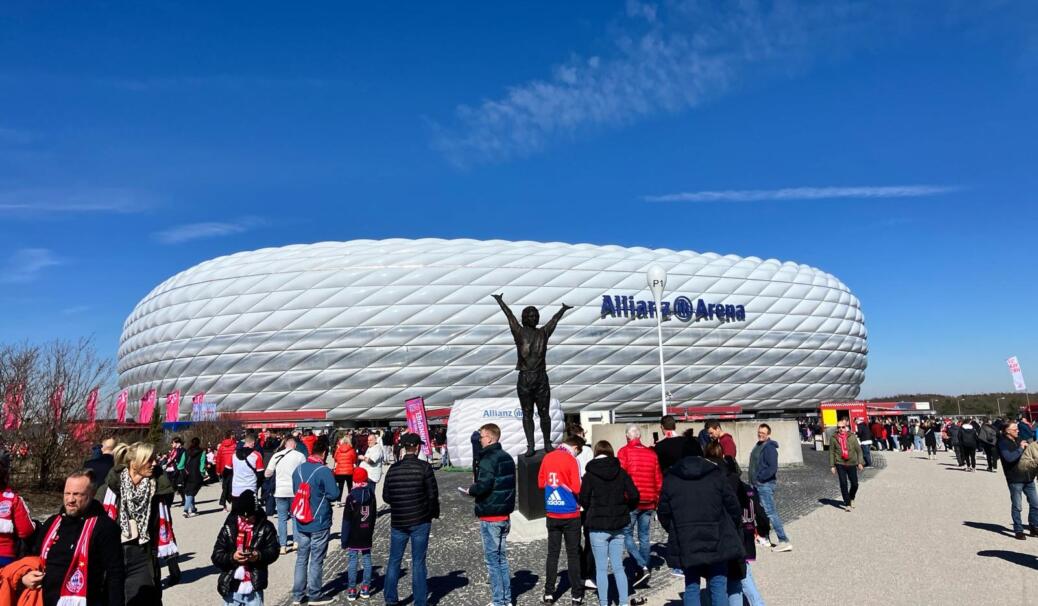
[341,467,377,601]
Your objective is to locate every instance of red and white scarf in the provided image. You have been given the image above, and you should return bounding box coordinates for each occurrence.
[156,502,179,557]
[101,489,118,521]
[836,431,851,460]
[0,488,27,534]
[40,514,98,606]
[233,516,255,594]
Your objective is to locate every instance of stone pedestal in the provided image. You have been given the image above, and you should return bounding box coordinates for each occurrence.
[516,450,546,520]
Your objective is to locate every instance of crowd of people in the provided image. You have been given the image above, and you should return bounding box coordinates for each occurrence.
[0,411,1035,605]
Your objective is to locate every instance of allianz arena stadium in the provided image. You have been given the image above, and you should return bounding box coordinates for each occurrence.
[117,239,868,420]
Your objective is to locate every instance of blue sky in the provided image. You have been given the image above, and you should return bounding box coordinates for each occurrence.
[1,1,1036,397]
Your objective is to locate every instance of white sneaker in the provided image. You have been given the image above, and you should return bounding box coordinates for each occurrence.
[772,541,793,552]
[583,579,597,589]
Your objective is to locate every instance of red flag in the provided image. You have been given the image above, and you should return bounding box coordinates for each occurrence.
[191,391,205,405]
[86,387,99,424]
[115,389,128,423]
[138,388,157,424]
[165,390,181,422]
[50,384,66,423]
[3,383,24,430]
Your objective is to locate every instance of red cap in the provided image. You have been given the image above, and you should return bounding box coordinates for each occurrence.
[353,467,368,484]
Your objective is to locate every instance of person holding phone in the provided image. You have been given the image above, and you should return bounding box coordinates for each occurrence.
[212,490,280,605]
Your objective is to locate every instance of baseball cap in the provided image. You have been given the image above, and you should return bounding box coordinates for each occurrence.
[400,433,423,448]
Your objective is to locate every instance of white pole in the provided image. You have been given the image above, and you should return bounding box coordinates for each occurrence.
[647,265,668,418]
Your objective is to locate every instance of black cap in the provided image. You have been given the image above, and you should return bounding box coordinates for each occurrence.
[400,433,423,448]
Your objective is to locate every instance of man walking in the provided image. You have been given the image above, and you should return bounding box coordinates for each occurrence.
[618,425,661,588]
[855,417,873,467]
[383,433,440,606]
[266,436,306,554]
[26,469,125,605]
[537,435,585,605]
[997,422,1038,540]
[290,437,339,605]
[749,424,792,552]
[959,419,979,472]
[465,423,516,606]
[829,420,864,510]
[232,433,266,505]
[979,419,999,472]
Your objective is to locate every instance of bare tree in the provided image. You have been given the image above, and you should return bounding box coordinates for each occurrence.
[0,338,114,488]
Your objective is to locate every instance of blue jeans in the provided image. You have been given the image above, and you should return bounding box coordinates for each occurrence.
[589,530,627,606]
[624,509,653,569]
[1007,480,1038,533]
[860,443,873,467]
[755,481,788,543]
[913,436,923,451]
[184,494,196,514]
[684,562,729,606]
[223,591,263,606]
[480,520,512,606]
[347,549,373,589]
[292,528,330,601]
[275,497,293,548]
[385,522,431,606]
[737,563,763,606]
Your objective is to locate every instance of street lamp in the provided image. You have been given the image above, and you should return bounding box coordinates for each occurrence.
[647,264,668,418]
[997,397,1005,417]
[956,398,962,417]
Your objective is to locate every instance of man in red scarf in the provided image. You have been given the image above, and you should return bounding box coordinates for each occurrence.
[26,469,124,605]
[829,421,865,510]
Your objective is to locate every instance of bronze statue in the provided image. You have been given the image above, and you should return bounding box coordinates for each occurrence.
[492,293,572,456]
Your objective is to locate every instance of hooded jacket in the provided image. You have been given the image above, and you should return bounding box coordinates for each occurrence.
[959,423,979,449]
[657,456,744,570]
[211,510,280,597]
[215,438,238,475]
[578,456,639,532]
[333,442,357,476]
[749,439,779,485]
[341,483,377,550]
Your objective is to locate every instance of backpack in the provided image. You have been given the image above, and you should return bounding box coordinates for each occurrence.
[290,465,323,524]
[1019,442,1038,476]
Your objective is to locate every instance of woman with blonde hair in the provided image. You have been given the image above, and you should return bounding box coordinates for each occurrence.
[105,441,174,605]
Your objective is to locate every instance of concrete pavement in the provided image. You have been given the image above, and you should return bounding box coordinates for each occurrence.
[644,449,1038,606]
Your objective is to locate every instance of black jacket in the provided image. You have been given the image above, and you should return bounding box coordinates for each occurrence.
[959,424,979,449]
[998,435,1032,483]
[183,447,206,495]
[654,435,703,474]
[468,442,516,518]
[383,454,440,529]
[578,456,639,532]
[211,511,280,596]
[31,500,125,606]
[658,456,744,570]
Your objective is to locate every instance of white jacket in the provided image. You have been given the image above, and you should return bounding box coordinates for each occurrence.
[265,448,306,497]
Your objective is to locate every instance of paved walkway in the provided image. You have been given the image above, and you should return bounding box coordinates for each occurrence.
[644,449,1038,606]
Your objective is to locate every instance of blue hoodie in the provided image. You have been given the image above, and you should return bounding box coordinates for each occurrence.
[751,439,779,484]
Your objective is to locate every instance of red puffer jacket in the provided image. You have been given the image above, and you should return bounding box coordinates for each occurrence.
[618,439,662,510]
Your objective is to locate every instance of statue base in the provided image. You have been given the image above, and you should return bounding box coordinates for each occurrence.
[516,449,547,520]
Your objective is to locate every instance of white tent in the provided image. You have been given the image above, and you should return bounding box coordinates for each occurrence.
[446,397,564,467]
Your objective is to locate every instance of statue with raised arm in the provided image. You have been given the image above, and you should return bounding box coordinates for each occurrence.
[492,293,573,456]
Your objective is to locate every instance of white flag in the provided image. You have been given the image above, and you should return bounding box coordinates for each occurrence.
[1007,356,1027,392]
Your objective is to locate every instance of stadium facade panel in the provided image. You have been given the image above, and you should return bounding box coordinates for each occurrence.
[117,239,868,419]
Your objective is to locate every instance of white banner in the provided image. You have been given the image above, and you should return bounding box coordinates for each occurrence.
[446,397,564,468]
[1008,356,1027,392]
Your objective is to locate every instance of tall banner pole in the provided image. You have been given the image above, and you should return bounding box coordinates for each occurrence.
[647,265,668,417]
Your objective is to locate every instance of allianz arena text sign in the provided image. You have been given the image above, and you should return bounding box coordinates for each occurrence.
[600,294,746,322]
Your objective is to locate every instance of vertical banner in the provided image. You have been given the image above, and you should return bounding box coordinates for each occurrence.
[115,389,128,423]
[1008,356,1027,392]
[192,391,206,405]
[404,396,433,458]
[50,384,66,423]
[165,390,181,422]
[85,387,99,424]
[139,388,157,423]
[3,383,24,430]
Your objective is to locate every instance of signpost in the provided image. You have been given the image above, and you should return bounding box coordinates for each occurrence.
[647,264,668,417]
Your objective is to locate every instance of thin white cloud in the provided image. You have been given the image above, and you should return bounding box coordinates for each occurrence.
[644,185,960,203]
[0,248,62,283]
[431,0,853,166]
[0,187,153,216]
[153,217,266,245]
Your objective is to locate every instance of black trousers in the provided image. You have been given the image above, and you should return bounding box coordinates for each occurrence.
[545,517,584,599]
[953,445,963,466]
[219,469,233,506]
[925,437,937,455]
[335,473,354,497]
[517,370,552,450]
[981,443,998,470]
[962,446,977,469]
[835,464,859,505]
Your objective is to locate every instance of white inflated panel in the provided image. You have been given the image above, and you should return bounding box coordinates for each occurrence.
[445,397,565,467]
[117,238,867,419]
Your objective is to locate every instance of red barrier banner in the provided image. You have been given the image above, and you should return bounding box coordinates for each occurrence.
[165,390,181,422]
